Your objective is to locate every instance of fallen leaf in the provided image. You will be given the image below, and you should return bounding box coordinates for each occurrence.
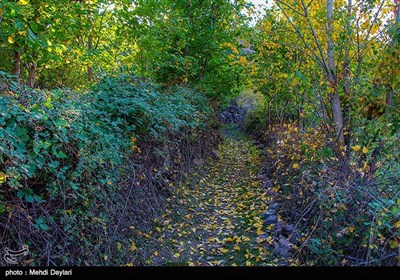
[351,145,361,152]
[219,248,229,253]
[130,242,137,251]
[256,229,265,235]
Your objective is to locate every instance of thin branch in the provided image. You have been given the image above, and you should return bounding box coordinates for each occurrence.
[276,1,323,67]
[300,0,329,75]
[276,0,305,17]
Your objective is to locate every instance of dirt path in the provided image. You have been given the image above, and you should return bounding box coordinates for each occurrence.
[135,125,277,266]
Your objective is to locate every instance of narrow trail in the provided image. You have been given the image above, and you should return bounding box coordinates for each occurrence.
[140,125,278,266]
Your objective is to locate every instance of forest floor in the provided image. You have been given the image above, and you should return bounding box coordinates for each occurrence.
[134,125,280,266]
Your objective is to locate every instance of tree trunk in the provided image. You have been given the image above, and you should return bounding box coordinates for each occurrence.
[26,63,37,88]
[327,0,344,144]
[343,0,352,147]
[13,51,21,85]
[87,34,93,82]
[385,1,399,116]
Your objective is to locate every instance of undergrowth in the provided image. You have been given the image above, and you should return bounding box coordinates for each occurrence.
[245,115,399,265]
[0,73,219,265]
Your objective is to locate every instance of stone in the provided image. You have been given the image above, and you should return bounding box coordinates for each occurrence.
[262,209,276,218]
[262,179,273,189]
[273,222,285,236]
[264,215,277,225]
[266,188,276,196]
[282,224,295,236]
[274,243,290,258]
[288,231,302,246]
[269,203,280,210]
[211,150,220,160]
[257,173,266,180]
[279,236,291,247]
[193,158,204,166]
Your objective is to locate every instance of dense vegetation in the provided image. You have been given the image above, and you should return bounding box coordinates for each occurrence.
[0,0,399,266]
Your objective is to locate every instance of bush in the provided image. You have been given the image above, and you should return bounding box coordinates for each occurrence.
[258,122,400,266]
[0,73,217,265]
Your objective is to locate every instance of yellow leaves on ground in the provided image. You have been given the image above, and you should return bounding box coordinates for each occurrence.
[292,163,300,169]
[395,221,400,228]
[362,146,369,154]
[129,133,274,266]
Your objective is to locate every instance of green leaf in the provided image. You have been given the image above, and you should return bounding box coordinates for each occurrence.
[15,126,28,137]
[27,28,36,41]
[17,190,24,198]
[40,223,49,231]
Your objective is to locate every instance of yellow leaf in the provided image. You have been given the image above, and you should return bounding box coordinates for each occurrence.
[125,262,133,266]
[362,146,369,154]
[154,251,158,257]
[348,226,355,233]
[106,181,112,186]
[18,0,29,5]
[351,145,361,152]
[292,163,299,169]
[7,36,15,44]
[219,248,229,253]
[233,245,240,251]
[0,172,7,184]
[256,229,265,235]
[224,237,234,242]
[395,220,400,228]
[242,236,250,242]
[130,242,137,251]
[173,253,180,258]
[245,261,252,266]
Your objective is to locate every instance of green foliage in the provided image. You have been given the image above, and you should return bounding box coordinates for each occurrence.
[0,73,215,265]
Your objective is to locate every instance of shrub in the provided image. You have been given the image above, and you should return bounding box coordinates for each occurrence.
[0,73,217,265]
